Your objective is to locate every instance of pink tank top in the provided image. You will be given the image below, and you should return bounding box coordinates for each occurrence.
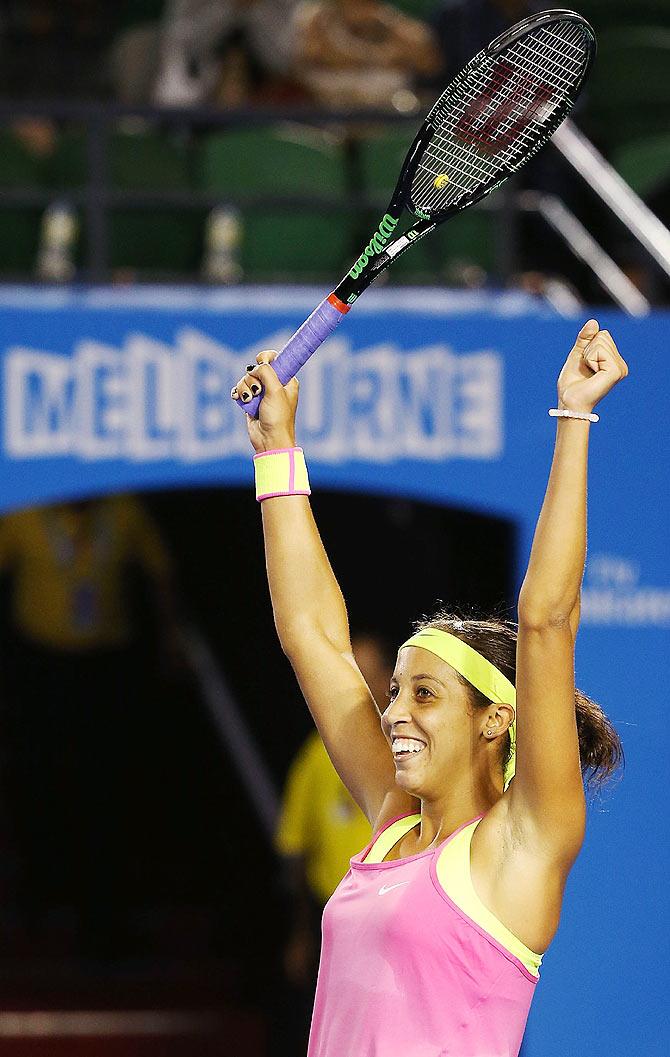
[308,812,538,1057]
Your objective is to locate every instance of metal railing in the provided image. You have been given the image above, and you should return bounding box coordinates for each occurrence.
[517,192,650,315]
[553,121,670,280]
[183,625,279,840]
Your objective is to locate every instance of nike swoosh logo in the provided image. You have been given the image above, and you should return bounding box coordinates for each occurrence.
[378,881,410,896]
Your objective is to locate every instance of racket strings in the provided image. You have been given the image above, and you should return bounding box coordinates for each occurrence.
[463,23,586,157]
[507,31,586,99]
[493,22,586,149]
[413,20,586,208]
[409,19,590,215]
[452,23,586,145]
[413,20,586,207]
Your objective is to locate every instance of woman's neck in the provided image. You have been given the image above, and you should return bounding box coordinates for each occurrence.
[413,778,502,852]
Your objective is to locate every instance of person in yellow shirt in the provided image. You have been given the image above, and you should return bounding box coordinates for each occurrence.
[276,730,373,909]
[0,494,179,955]
[0,494,175,652]
[273,630,398,1055]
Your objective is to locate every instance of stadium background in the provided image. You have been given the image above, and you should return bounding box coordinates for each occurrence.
[0,2,668,1056]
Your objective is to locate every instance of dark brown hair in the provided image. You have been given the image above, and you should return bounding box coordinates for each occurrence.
[412,609,624,791]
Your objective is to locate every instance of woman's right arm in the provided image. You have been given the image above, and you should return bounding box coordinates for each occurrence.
[232,352,413,826]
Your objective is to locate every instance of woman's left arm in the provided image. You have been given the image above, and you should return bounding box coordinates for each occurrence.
[512,320,628,862]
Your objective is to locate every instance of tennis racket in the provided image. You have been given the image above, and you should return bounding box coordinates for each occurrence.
[236,8,596,417]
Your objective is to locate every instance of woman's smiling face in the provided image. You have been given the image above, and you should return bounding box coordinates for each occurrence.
[381,646,476,798]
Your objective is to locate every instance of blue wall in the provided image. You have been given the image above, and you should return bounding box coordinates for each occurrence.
[1,286,668,1055]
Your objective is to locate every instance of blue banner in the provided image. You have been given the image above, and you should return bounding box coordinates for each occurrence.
[0,286,668,1054]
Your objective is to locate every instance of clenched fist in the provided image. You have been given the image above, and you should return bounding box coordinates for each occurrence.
[557,319,628,414]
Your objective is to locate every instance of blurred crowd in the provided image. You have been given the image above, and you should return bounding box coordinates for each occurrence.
[0,0,546,113]
[0,1,667,300]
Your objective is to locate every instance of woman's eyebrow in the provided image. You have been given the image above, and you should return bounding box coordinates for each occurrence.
[390,673,447,688]
[412,673,447,686]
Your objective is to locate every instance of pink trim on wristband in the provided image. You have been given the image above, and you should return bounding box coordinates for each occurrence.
[254,446,311,502]
[288,449,295,492]
[253,447,299,458]
[257,490,312,501]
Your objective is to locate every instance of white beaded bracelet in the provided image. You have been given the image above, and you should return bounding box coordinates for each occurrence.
[548,408,599,423]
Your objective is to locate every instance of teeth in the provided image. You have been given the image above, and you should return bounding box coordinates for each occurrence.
[392,738,425,756]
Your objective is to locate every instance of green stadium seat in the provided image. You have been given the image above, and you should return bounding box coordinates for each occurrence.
[578,2,670,32]
[0,129,52,188]
[613,134,670,199]
[198,128,352,281]
[52,126,202,276]
[584,28,670,150]
[0,128,51,276]
[390,209,497,282]
[114,0,165,33]
[389,0,435,18]
[359,127,415,200]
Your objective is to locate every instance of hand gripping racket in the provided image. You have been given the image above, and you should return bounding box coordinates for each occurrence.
[236,8,596,417]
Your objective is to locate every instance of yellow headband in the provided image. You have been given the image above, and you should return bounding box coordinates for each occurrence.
[400,628,516,790]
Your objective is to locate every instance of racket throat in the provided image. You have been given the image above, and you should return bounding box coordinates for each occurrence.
[348,213,401,279]
[335,216,434,305]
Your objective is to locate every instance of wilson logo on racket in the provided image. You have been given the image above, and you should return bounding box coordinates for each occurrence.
[455,60,555,154]
[348,214,399,280]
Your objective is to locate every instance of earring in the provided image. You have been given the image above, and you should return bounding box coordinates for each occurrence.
[486,729,493,736]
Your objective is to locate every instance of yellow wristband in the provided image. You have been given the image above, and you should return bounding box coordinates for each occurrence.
[254,447,311,502]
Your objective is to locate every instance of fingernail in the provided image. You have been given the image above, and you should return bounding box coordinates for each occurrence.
[251,384,260,395]
[231,388,238,398]
[241,392,251,402]
[246,364,256,372]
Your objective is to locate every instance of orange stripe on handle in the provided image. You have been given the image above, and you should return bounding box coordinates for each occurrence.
[328,293,351,314]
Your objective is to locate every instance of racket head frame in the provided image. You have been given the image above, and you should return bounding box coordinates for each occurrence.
[333,8,596,305]
[487,8,597,59]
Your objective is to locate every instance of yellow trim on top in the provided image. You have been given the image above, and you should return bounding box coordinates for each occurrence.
[436,819,542,977]
[362,814,542,977]
[363,815,421,864]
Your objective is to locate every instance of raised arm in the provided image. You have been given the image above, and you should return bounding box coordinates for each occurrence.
[233,353,412,826]
[512,320,628,862]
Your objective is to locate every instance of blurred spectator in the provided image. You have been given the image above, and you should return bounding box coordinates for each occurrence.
[9,117,57,159]
[0,495,178,656]
[294,0,440,110]
[153,0,299,107]
[108,1,167,104]
[0,495,181,956]
[273,630,399,1055]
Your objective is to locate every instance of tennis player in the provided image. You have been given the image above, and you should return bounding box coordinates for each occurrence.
[232,318,627,1056]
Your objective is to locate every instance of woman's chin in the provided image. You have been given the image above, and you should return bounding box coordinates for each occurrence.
[394,770,423,794]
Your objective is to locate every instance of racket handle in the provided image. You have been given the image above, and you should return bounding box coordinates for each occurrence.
[237,293,349,417]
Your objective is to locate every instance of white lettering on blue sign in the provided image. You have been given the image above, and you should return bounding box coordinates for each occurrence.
[3,333,503,463]
[581,588,670,626]
[5,348,76,456]
[582,552,670,627]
